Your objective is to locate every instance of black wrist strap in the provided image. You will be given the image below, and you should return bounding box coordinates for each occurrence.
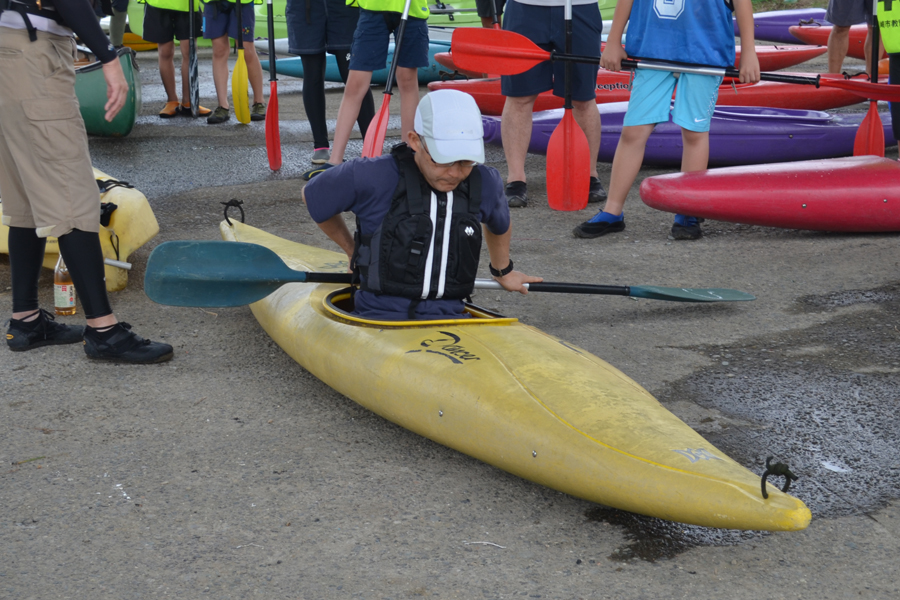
[489,259,514,277]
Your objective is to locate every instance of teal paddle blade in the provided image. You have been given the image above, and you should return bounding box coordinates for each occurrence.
[629,286,755,302]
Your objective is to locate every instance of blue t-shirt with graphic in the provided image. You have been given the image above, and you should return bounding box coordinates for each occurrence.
[624,0,736,69]
[305,154,510,320]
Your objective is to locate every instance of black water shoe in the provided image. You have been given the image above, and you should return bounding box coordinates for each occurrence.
[83,322,173,364]
[6,309,84,352]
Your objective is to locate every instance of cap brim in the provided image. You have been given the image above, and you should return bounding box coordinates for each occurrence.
[426,136,485,165]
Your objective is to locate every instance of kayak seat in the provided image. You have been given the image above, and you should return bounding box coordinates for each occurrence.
[323,290,517,328]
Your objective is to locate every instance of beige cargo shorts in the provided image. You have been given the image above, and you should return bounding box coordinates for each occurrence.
[0,26,101,238]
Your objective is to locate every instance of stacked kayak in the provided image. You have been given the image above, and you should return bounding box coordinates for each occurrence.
[75,47,141,138]
[735,8,830,43]
[481,103,895,167]
[428,72,862,115]
[434,44,827,80]
[220,219,811,532]
[262,41,453,85]
[640,156,900,232]
[0,169,159,291]
[789,24,867,59]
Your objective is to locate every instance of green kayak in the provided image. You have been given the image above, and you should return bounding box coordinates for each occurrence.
[75,47,142,138]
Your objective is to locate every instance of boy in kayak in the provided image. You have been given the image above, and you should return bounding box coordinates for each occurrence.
[1,0,174,363]
[301,90,542,320]
[302,0,429,178]
[574,0,760,240]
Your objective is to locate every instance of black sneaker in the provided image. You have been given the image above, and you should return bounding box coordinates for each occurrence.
[572,215,626,239]
[301,162,336,181]
[250,102,266,121]
[6,309,84,352]
[588,177,607,204]
[207,106,230,125]
[670,215,703,241]
[505,181,527,208]
[83,322,174,364]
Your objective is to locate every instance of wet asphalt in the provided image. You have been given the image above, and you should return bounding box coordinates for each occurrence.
[1,45,899,598]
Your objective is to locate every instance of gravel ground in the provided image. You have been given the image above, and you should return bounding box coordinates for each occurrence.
[1,44,899,599]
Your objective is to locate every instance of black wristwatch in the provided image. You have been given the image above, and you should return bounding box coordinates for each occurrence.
[489,259,514,277]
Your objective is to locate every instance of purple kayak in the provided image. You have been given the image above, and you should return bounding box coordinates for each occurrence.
[733,9,830,44]
[482,102,896,168]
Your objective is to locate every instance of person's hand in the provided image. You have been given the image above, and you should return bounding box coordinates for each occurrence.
[600,42,627,72]
[738,48,760,84]
[101,58,128,122]
[494,271,543,295]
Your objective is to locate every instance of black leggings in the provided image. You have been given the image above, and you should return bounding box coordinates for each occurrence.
[301,51,375,149]
[891,53,900,140]
[8,227,112,319]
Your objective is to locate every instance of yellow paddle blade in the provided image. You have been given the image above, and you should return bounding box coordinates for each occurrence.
[232,49,250,124]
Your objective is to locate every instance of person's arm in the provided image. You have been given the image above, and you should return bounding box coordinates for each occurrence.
[599,0,634,71]
[301,186,356,261]
[483,225,542,294]
[733,0,760,83]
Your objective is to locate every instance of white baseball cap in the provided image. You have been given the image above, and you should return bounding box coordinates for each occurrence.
[414,90,485,165]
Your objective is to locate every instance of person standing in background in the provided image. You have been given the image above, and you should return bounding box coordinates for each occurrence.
[287,0,375,165]
[825,0,881,75]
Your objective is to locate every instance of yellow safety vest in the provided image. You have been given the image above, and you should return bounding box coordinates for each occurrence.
[346,0,430,19]
[878,0,900,53]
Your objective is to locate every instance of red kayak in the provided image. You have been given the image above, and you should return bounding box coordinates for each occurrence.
[639,156,900,233]
[427,72,862,116]
[789,24,867,60]
[435,45,827,79]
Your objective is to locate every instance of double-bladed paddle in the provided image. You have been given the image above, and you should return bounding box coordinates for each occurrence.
[144,241,756,307]
[232,0,251,124]
[853,9,885,156]
[265,0,282,170]
[449,27,900,102]
[187,0,199,118]
[362,0,412,158]
[546,0,590,212]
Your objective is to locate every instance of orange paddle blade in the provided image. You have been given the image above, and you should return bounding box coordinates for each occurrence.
[546,110,591,211]
[266,81,282,170]
[362,94,391,158]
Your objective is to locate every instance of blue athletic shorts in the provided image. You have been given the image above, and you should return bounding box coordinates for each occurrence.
[500,1,602,101]
[348,10,429,72]
[623,70,722,133]
[202,1,256,42]
[286,0,361,55]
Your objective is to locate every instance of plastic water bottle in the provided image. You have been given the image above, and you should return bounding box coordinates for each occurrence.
[54,255,76,316]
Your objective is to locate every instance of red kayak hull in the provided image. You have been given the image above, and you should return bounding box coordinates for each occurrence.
[428,72,862,116]
[639,156,900,232]
[434,45,827,78]
[789,24,867,60]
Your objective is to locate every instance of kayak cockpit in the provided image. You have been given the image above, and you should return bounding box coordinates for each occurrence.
[322,289,518,328]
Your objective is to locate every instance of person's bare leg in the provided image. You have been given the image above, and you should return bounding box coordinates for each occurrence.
[500,94,538,184]
[211,35,231,109]
[602,124,654,216]
[572,99,601,179]
[243,43,266,104]
[157,40,178,102]
[179,39,191,104]
[329,70,374,164]
[395,66,420,144]
[827,25,851,73]
[680,128,710,173]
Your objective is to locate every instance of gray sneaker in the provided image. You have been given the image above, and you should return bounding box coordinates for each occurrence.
[207,106,230,125]
[311,148,331,164]
[250,102,266,121]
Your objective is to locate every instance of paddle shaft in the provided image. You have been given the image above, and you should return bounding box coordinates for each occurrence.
[384,0,412,97]
[188,0,199,117]
[853,8,885,156]
[267,0,276,83]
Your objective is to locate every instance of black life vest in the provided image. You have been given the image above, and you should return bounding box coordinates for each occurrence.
[352,143,483,303]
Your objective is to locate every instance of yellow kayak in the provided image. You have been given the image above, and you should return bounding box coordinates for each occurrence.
[221,220,811,531]
[0,168,159,292]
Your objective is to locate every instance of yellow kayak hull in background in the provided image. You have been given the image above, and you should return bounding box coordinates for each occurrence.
[0,168,159,292]
[222,220,811,532]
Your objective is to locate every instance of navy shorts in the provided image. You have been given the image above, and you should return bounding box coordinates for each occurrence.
[286,0,361,55]
[348,9,429,71]
[476,0,505,18]
[142,5,202,43]
[202,0,256,42]
[500,1,602,101]
[825,0,872,27]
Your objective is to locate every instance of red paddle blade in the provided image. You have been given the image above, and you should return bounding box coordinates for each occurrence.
[266,81,282,171]
[853,101,885,157]
[818,76,900,102]
[362,94,392,158]
[546,110,591,211]
[451,28,550,76]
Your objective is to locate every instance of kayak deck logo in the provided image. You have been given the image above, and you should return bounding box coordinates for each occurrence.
[407,331,480,363]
